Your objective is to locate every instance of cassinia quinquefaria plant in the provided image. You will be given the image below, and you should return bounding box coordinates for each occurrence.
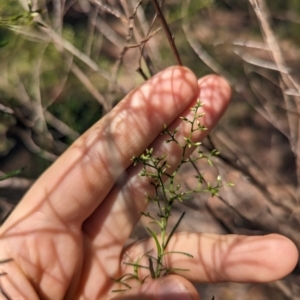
[113,99,233,292]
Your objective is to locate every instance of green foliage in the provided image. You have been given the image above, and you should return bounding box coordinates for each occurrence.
[0,166,26,181]
[166,0,213,23]
[0,0,24,18]
[113,100,233,291]
[0,0,44,30]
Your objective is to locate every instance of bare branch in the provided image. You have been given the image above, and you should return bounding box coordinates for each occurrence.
[234,50,291,73]
[70,63,112,112]
[248,0,300,201]
[89,0,127,24]
[8,25,113,83]
[12,128,58,161]
[52,0,63,35]
[0,175,33,189]
[151,0,182,66]
[85,6,99,56]
[44,111,80,141]
[95,17,124,48]
[183,21,237,88]
[126,28,161,49]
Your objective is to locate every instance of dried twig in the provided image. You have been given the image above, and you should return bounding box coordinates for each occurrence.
[111,0,143,81]
[0,176,33,189]
[182,22,237,87]
[248,0,300,201]
[11,128,57,161]
[85,7,99,56]
[89,0,127,24]
[52,0,63,35]
[136,1,164,77]
[151,0,182,66]
[44,111,79,141]
[118,1,157,79]
[70,63,112,112]
[11,24,113,83]
[234,50,291,73]
[95,17,124,48]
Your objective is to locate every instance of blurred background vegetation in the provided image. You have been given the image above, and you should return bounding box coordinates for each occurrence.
[1,0,300,299]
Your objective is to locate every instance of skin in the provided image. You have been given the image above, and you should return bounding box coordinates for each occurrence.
[0,66,298,300]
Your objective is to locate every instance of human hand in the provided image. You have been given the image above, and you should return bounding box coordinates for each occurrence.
[0,67,297,300]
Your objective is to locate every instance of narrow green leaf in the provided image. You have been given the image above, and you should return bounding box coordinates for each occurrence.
[113,273,137,282]
[0,166,26,181]
[162,251,193,258]
[141,275,150,284]
[148,257,156,279]
[164,211,185,249]
[159,267,190,272]
[111,289,131,293]
[123,262,149,270]
[147,227,162,256]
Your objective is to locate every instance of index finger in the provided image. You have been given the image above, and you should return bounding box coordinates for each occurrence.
[4,67,199,227]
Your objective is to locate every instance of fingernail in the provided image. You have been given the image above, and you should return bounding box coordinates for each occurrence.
[157,278,193,300]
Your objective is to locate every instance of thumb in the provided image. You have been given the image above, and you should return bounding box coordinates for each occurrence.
[111,275,201,300]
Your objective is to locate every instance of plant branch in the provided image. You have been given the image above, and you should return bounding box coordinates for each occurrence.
[151,0,182,66]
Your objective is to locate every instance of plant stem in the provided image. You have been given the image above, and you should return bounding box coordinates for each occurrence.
[151,0,182,66]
